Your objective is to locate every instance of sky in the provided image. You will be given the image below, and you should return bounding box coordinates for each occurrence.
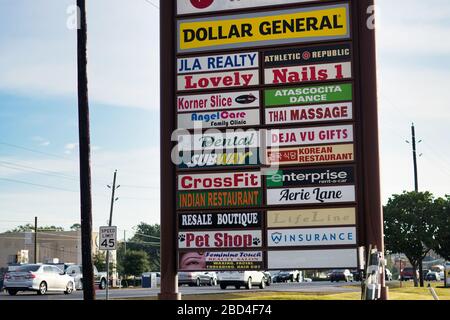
[0,0,449,235]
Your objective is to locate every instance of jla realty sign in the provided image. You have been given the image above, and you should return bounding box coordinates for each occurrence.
[161,0,384,279]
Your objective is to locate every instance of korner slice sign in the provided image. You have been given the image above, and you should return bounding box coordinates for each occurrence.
[177,0,320,15]
[178,70,259,91]
[178,109,260,129]
[265,62,352,85]
[178,171,261,191]
[178,4,350,53]
[268,249,357,269]
[178,230,262,249]
[268,227,357,247]
[178,212,262,230]
[178,91,260,113]
[267,185,356,206]
[178,52,259,74]
[267,144,354,166]
[265,103,353,126]
[267,125,354,147]
[265,83,352,107]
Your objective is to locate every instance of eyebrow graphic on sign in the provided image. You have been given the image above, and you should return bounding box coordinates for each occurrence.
[177,4,350,53]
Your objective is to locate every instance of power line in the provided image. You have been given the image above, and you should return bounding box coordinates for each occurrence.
[143,0,159,10]
[0,141,73,160]
[0,177,78,193]
[0,161,79,182]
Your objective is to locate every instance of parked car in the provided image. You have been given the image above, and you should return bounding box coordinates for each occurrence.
[3,264,76,296]
[351,270,362,281]
[262,271,272,286]
[272,270,302,283]
[400,267,419,281]
[178,272,216,287]
[329,269,354,282]
[65,264,108,290]
[425,271,441,281]
[218,271,266,290]
[385,269,393,281]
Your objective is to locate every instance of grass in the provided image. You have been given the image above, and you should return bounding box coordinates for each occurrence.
[120,281,450,301]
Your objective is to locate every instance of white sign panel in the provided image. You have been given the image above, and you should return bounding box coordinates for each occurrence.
[267,185,356,206]
[99,226,117,251]
[178,91,260,113]
[178,52,259,74]
[267,125,354,147]
[178,109,260,129]
[178,230,262,249]
[268,227,357,247]
[178,130,259,151]
[268,249,358,269]
[265,62,352,85]
[177,0,320,15]
[178,171,261,191]
[265,103,353,125]
[178,70,259,91]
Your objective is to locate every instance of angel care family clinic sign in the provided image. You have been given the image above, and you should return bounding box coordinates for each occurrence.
[160,0,384,282]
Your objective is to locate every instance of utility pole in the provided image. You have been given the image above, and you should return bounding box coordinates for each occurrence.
[124,230,126,254]
[34,217,38,264]
[411,123,419,192]
[106,170,119,300]
[77,0,95,301]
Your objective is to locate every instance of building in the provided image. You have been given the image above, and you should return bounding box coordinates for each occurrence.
[0,230,116,269]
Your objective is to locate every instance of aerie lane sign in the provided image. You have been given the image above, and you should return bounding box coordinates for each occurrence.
[267,185,356,206]
[265,83,352,107]
[178,4,350,53]
[265,62,352,85]
[178,91,260,113]
[265,102,353,126]
[268,125,354,147]
[264,43,352,68]
[178,52,259,74]
[177,0,320,15]
[178,230,262,249]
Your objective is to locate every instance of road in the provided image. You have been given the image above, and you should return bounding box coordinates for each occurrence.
[0,281,360,300]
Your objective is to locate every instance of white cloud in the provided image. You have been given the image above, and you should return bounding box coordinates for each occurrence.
[32,136,51,147]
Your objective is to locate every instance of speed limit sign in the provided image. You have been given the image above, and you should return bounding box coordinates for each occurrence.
[99,226,117,250]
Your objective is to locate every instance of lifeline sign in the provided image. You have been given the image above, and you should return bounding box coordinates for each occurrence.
[178,4,350,53]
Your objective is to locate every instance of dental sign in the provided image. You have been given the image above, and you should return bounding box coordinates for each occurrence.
[170,0,380,273]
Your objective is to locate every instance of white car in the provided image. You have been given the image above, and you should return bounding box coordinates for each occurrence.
[218,271,266,290]
[3,264,76,296]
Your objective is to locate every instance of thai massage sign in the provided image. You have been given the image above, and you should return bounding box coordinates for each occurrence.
[177,4,350,53]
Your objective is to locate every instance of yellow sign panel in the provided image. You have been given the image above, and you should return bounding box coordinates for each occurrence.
[178,4,350,53]
[267,207,356,228]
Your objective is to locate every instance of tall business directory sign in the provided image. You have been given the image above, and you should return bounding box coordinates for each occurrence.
[160,0,385,300]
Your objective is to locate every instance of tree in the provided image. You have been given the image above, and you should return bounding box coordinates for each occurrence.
[93,251,107,272]
[70,223,81,231]
[5,224,65,233]
[121,250,150,278]
[125,223,160,271]
[384,192,439,287]
[433,196,450,261]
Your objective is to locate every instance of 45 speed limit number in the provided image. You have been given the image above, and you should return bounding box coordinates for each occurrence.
[99,226,117,250]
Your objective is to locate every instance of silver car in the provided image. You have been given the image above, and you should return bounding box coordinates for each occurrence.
[3,264,76,296]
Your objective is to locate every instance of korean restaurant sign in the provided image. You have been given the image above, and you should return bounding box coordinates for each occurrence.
[177,0,321,15]
[177,4,350,53]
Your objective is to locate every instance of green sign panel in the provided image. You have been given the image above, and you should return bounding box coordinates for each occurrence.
[265,83,353,107]
[178,189,262,210]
